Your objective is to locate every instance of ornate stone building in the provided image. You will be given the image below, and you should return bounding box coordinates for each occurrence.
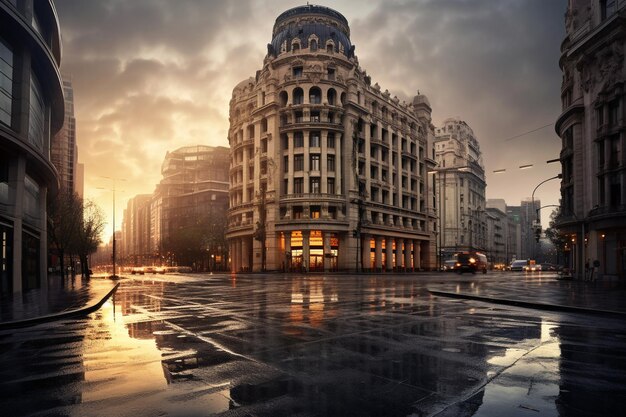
[556,0,626,279]
[226,5,437,273]
[0,0,64,292]
[433,118,486,262]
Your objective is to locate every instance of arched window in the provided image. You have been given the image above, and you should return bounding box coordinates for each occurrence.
[292,39,300,52]
[309,86,322,104]
[279,91,288,107]
[293,87,304,105]
[310,39,317,51]
[327,88,337,105]
[326,41,334,53]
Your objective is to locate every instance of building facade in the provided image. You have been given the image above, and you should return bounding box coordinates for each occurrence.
[226,5,437,273]
[556,0,626,279]
[151,145,229,269]
[433,118,486,263]
[0,0,64,293]
[122,194,152,266]
[50,73,77,195]
[487,198,519,265]
[520,198,541,260]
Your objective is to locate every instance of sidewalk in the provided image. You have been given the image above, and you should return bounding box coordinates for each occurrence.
[0,274,119,329]
[429,273,626,318]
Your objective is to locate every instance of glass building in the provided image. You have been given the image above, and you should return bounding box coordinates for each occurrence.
[0,0,64,293]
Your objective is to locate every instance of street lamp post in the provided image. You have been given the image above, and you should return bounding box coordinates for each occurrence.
[99,177,126,279]
[530,174,562,259]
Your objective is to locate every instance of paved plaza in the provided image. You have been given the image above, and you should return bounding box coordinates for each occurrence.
[0,272,625,416]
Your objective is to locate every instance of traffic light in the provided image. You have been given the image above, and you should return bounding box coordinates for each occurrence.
[533,223,542,242]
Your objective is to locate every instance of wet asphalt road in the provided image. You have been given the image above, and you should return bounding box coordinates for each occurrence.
[0,272,625,417]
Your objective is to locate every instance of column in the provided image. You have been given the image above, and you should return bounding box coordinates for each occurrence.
[385,237,393,272]
[323,232,331,272]
[303,231,310,272]
[395,238,404,271]
[39,187,48,289]
[11,156,25,293]
[241,238,249,271]
[229,242,235,273]
[414,240,421,271]
[404,239,413,272]
[374,236,383,272]
[285,232,292,272]
[361,234,370,271]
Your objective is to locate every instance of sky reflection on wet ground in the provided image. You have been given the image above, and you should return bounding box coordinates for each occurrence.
[1,273,625,416]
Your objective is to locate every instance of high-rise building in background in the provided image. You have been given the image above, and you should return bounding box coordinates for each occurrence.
[506,205,523,261]
[151,145,230,268]
[487,198,518,265]
[0,0,65,293]
[51,73,78,195]
[556,0,626,279]
[75,162,84,199]
[122,194,152,266]
[520,198,541,260]
[226,5,437,273]
[433,118,486,261]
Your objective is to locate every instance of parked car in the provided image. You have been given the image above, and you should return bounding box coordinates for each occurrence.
[509,260,528,271]
[130,266,145,275]
[524,263,542,272]
[454,251,488,274]
[442,260,457,272]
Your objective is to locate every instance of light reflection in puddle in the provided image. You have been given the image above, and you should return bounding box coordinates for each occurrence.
[82,299,167,402]
[471,319,561,417]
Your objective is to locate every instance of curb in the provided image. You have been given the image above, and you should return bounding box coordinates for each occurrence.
[0,282,120,330]
[428,289,626,319]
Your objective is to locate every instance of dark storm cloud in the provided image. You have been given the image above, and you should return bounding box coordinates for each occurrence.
[54,0,567,237]
[56,0,256,56]
[348,0,565,209]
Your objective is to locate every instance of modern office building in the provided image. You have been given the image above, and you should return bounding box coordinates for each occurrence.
[433,118,486,262]
[151,145,229,268]
[0,0,64,293]
[122,194,152,266]
[520,198,541,260]
[556,0,626,279]
[50,73,77,195]
[226,5,437,273]
[486,198,518,266]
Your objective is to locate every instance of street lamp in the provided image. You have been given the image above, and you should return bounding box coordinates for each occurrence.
[530,174,562,258]
[98,176,126,279]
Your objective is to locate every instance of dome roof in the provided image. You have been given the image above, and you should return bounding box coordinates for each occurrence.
[269,5,353,58]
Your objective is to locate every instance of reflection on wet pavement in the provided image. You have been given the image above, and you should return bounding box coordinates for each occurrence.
[0,273,625,416]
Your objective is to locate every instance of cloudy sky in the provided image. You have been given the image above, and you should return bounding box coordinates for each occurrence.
[54,0,567,240]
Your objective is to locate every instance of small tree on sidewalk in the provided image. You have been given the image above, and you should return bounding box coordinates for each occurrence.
[75,199,105,277]
[544,207,567,265]
[48,190,82,277]
[49,191,105,277]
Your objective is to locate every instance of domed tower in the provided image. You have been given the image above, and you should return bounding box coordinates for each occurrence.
[226,5,437,273]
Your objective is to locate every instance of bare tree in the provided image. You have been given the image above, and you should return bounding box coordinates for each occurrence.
[76,199,105,277]
[48,190,82,277]
[49,191,104,278]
